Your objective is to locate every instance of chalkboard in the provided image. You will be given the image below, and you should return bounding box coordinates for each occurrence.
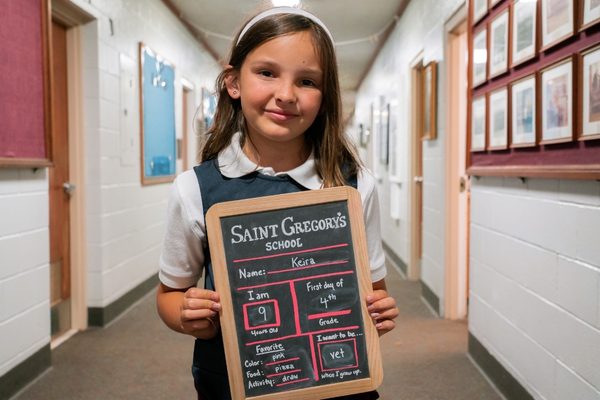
[206,187,383,400]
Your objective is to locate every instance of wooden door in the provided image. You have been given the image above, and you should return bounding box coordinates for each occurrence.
[410,62,424,279]
[49,20,71,338]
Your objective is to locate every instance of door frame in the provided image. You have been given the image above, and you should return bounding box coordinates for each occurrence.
[443,4,469,320]
[409,51,424,281]
[51,0,94,342]
[181,78,195,171]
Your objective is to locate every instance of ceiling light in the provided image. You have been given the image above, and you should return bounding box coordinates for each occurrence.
[271,0,301,7]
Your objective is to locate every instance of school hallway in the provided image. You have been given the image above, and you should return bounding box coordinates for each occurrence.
[11,263,500,400]
[3,0,600,399]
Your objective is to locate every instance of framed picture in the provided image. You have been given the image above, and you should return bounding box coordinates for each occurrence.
[471,96,487,151]
[490,9,510,78]
[510,74,537,147]
[473,0,488,24]
[472,29,488,87]
[379,96,389,165]
[511,0,537,67]
[580,45,600,140]
[541,0,574,51]
[139,43,176,185]
[489,87,508,149]
[581,0,600,30]
[202,87,217,131]
[370,101,381,178]
[422,61,437,140]
[541,57,574,144]
[358,123,366,147]
[388,98,399,176]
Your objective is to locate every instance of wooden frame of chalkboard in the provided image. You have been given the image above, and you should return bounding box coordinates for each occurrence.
[206,186,383,400]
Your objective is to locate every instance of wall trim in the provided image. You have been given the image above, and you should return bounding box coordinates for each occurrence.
[88,274,158,327]
[0,344,51,400]
[420,280,440,315]
[382,240,408,276]
[468,332,533,400]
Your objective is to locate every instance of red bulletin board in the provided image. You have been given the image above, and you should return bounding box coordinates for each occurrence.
[467,0,600,179]
[0,0,51,167]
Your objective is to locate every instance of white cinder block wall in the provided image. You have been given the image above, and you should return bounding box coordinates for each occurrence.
[0,169,50,377]
[0,0,220,380]
[69,0,221,309]
[470,177,600,399]
[354,0,600,398]
[353,0,463,308]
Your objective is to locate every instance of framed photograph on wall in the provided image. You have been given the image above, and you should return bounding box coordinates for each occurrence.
[139,43,176,185]
[379,96,389,165]
[580,44,600,140]
[490,9,510,78]
[541,57,574,144]
[422,61,437,140]
[472,29,488,87]
[489,87,508,149]
[473,0,488,24]
[471,96,487,151]
[202,87,217,131]
[511,0,537,67]
[541,0,574,51]
[581,0,600,30]
[510,74,537,147]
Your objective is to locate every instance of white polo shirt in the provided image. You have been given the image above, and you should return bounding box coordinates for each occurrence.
[159,133,386,289]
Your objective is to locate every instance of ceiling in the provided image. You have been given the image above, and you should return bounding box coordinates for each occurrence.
[164,0,409,119]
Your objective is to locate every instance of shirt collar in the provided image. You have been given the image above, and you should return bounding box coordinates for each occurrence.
[217,132,322,190]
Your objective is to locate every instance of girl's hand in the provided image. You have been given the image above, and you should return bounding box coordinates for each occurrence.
[180,288,222,339]
[366,289,399,336]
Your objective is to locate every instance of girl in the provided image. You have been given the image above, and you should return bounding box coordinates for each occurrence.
[156,7,399,400]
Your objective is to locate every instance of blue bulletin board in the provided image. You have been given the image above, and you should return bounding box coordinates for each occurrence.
[202,87,217,131]
[139,43,176,184]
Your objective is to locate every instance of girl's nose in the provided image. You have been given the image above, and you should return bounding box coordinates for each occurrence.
[275,81,296,103]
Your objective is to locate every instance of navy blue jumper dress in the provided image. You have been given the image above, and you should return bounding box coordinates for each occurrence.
[192,159,378,400]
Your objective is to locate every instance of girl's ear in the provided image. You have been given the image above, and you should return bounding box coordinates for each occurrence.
[224,66,241,99]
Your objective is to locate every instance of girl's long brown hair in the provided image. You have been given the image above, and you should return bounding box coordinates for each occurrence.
[200,12,361,187]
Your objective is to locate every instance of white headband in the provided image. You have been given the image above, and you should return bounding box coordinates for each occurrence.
[236,7,334,45]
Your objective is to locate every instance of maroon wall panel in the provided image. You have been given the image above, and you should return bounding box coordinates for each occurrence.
[0,0,47,160]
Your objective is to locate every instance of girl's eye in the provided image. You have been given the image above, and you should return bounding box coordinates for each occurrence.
[259,70,273,77]
[301,79,317,87]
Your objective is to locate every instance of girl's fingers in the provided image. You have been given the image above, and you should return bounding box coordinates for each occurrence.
[181,307,218,322]
[367,297,397,313]
[370,308,399,321]
[185,288,220,301]
[374,319,395,332]
[183,297,221,312]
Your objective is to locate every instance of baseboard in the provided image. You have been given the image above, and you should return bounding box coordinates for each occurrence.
[382,240,407,276]
[420,280,440,316]
[468,332,533,400]
[88,274,158,327]
[0,344,51,400]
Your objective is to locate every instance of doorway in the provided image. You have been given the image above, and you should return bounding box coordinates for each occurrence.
[49,19,72,340]
[444,7,469,320]
[49,0,93,345]
[409,55,424,281]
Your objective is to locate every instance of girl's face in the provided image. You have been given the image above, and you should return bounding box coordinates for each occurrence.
[228,31,323,151]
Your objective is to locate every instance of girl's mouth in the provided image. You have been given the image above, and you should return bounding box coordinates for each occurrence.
[265,109,299,121]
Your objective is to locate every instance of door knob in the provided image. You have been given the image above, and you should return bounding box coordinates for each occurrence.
[62,182,76,195]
